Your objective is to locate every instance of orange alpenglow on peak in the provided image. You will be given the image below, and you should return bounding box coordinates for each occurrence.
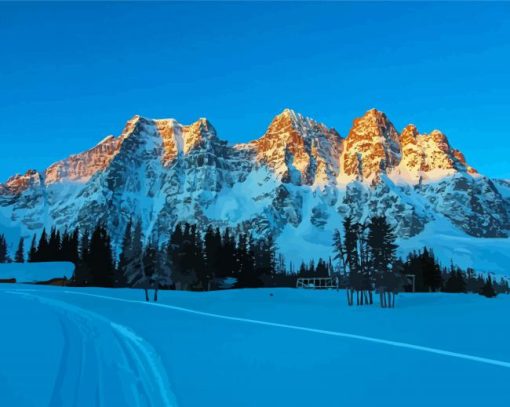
[0,108,480,192]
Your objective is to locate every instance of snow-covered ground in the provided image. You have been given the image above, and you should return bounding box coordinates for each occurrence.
[0,262,74,283]
[1,284,509,406]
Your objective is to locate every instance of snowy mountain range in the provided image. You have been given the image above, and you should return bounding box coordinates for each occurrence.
[1,108,509,272]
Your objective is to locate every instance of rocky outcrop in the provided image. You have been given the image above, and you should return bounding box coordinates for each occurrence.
[243,109,342,186]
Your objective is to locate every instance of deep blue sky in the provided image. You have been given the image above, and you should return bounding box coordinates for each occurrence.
[1,2,509,181]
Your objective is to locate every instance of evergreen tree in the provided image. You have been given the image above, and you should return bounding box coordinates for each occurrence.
[495,278,510,294]
[169,223,197,290]
[480,275,497,298]
[60,230,71,262]
[332,228,348,278]
[235,233,261,288]
[47,227,62,261]
[421,248,442,292]
[149,243,171,301]
[189,224,206,289]
[59,228,79,265]
[367,216,399,307]
[73,229,91,285]
[204,226,221,281]
[369,217,398,269]
[118,220,133,276]
[36,228,49,262]
[88,224,115,287]
[343,216,373,305]
[254,235,276,277]
[0,234,8,263]
[28,234,37,262]
[342,217,359,305]
[79,231,90,264]
[443,266,467,293]
[298,261,307,276]
[219,228,236,278]
[69,228,80,265]
[465,267,479,293]
[267,235,277,275]
[124,220,145,288]
[315,259,329,277]
[14,238,24,263]
[404,248,443,292]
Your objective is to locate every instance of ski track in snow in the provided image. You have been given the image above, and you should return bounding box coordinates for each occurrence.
[2,290,178,407]
[58,290,510,370]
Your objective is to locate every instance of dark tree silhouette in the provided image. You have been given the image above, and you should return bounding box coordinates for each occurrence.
[443,265,467,293]
[28,235,37,262]
[480,275,497,298]
[169,224,197,290]
[0,234,8,263]
[342,216,372,306]
[14,238,24,263]
[47,227,62,261]
[367,216,399,308]
[87,224,116,287]
[235,233,262,288]
[117,220,133,287]
[36,228,49,262]
[204,226,222,284]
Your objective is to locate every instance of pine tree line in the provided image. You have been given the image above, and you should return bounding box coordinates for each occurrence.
[115,221,279,292]
[163,223,277,290]
[2,221,508,299]
[332,216,509,305]
[1,222,279,291]
[402,248,442,292]
[25,227,81,264]
[402,249,507,297]
[296,259,333,278]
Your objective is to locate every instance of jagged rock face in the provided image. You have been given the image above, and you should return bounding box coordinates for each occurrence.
[341,109,401,182]
[43,116,251,242]
[418,175,509,237]
[396,125,477,183]
[245,109,342,186]
[494,180,510,226]
[0,108,508,256]
[44,135,123,185]
[2,170,42,196]
[0,170,46,230]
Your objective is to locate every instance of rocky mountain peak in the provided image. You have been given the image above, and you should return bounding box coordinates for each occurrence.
[250,109,341,185]
[352,108,399,141]
[400,124,419,142]
[341,109,401,182]
[3,169,42,195]
[267,108,334,137]
[120,114,143,138]
[394,126,480,182]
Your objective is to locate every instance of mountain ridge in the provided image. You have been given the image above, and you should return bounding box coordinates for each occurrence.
[1,108,509,273]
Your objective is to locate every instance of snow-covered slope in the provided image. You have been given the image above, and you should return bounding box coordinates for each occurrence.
[1,109,509,272]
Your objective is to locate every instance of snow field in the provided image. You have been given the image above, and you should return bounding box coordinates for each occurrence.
[1,285,509,406]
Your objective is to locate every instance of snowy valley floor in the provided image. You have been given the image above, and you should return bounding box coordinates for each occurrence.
[0,285,509,407]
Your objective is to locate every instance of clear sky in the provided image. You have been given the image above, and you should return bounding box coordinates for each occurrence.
[1,2,509,182]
